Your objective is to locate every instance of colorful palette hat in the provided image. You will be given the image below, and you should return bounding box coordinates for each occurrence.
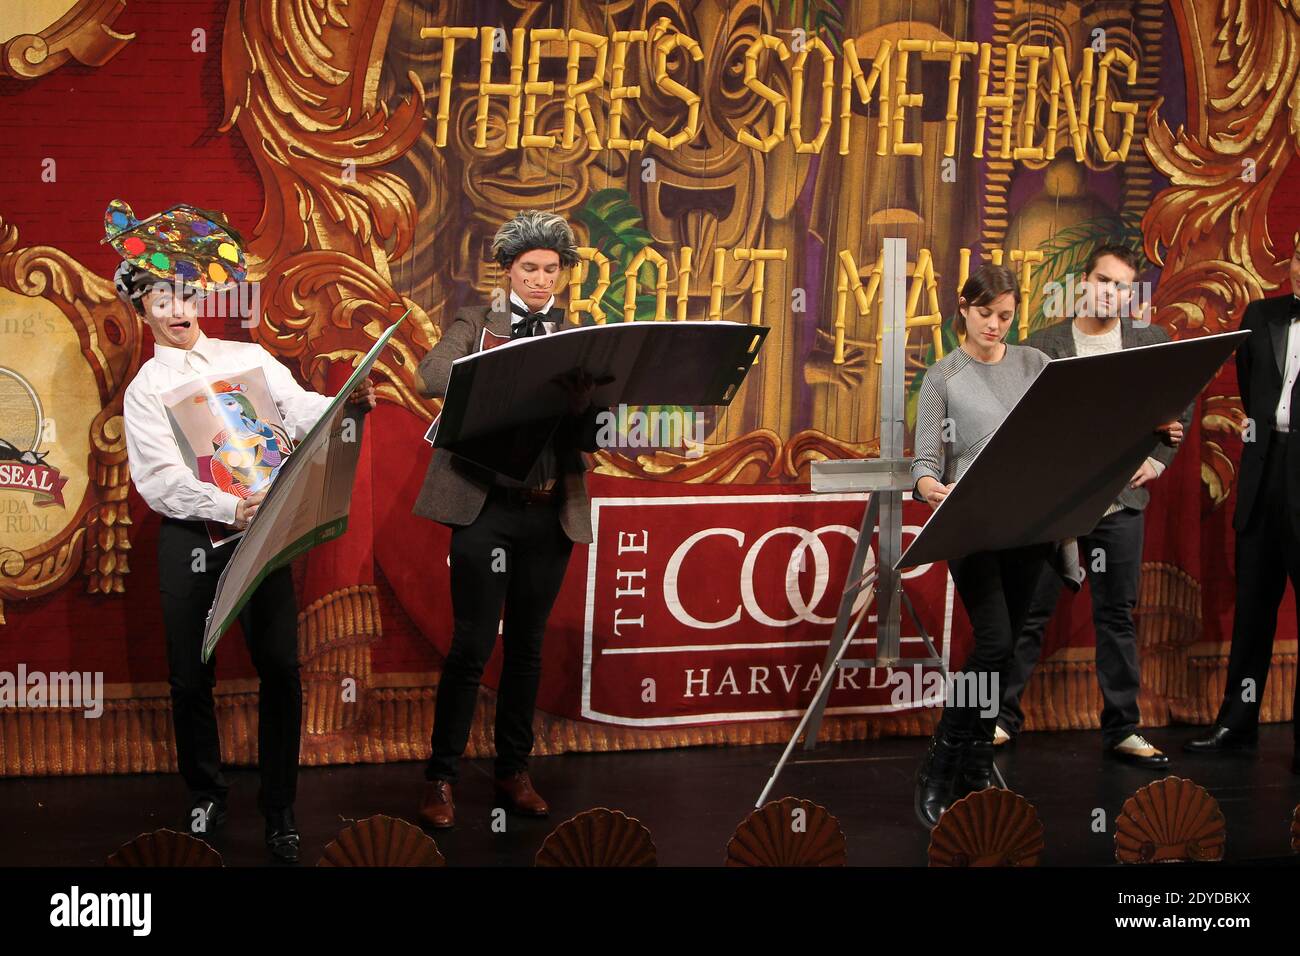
[102,199,247,291]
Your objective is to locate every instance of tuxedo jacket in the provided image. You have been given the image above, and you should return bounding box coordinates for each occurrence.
[1024,316,1194,513]
[413,303,602,544]
[1233,293,1300,532]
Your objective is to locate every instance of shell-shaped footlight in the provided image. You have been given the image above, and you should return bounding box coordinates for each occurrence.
[318,814,446,867]
[725,797,847,867]
[535,808,656,866]
[1114,776,1225,863]
[106,829,223,867]
[929,789,1044,866]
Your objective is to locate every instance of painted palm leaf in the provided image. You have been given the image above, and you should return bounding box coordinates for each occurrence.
[576,188,695,444]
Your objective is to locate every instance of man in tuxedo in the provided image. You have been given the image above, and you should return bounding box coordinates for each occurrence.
[412,210,603,828]
[995,245,1189,768]
[1187,231,1300,772]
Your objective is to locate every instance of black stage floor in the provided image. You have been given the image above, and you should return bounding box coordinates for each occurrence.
[2,725,1297,867]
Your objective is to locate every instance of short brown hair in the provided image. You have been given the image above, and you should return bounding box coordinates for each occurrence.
[1082,244,1141,278]
[955,264,1020,335]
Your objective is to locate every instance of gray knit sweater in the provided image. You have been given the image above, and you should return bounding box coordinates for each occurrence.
[911,344,1049,491]
[909,343,1082,587]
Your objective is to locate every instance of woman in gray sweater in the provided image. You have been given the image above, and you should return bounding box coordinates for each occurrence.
[910,264,1051,829]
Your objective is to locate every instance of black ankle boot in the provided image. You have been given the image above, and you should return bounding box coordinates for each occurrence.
[265,806,300,864]
[914,732,965,829]
[954,738,995,799]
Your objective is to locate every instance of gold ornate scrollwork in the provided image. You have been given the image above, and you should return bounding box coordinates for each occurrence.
[257,250,436,417]
[0,218,139,620]
[0,0,134,80]
[594,428,785,484]
[590,428,881,484]
[1144,0,1300,507]
[219,0,433,412]
[1201,394,1247,508]
[215,0,435,766]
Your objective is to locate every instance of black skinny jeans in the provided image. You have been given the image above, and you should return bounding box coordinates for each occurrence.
[937,543,1052,743]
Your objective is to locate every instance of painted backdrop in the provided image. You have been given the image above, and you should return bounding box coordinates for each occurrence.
[2,0,1299,776]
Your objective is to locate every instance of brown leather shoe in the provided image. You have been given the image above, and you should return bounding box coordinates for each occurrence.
[494,771,549,817]
[418,780,455,829]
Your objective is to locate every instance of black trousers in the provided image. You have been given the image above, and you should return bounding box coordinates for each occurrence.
[1216,432,1300,741]
[158,518,301,811]
[1000,507,1145,747]
[938,544,1052,742]
[426,488,574,782]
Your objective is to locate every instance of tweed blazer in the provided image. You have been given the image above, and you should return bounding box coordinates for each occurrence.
[413,303,601,544]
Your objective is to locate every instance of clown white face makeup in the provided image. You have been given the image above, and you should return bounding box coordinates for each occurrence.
[506,248,562,311]
[142,283,203,350]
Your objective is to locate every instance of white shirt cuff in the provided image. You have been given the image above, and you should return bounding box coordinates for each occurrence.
[215,492,242,526]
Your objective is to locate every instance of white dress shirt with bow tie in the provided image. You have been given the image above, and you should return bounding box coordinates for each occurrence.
[123,333,333,524]
[509,290,557,335]
[1274,305,1300,432]
[499,289,562,488]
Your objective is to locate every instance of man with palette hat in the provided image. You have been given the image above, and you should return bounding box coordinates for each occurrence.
[112,199,377,862]
[1187,229,1300,773]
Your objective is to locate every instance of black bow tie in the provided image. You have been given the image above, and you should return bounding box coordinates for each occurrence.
[510,302,553,339]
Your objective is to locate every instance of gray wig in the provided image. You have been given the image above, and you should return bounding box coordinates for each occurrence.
[490,209,580,269]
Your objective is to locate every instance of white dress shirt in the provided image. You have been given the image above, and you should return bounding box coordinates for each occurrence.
[123,333,333,524]
[509,289,557,335]
[1275,314,1300,432]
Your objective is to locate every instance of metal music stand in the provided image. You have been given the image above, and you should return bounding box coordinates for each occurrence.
[755,237,976,807]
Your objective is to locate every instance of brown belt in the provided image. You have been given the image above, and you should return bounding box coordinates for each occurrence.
[494,485,560,506]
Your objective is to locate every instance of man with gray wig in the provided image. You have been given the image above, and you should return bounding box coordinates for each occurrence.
[492,208,580,269]
[413,209,603,828]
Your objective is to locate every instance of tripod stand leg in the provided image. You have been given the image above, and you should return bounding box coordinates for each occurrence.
[802,494,880,750]
[873,489,903,665]
[899,588,936,657]
[754,612,862,808]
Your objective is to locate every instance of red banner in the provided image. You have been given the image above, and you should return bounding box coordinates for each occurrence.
[578,487,966,727]
[0,463,67,508]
